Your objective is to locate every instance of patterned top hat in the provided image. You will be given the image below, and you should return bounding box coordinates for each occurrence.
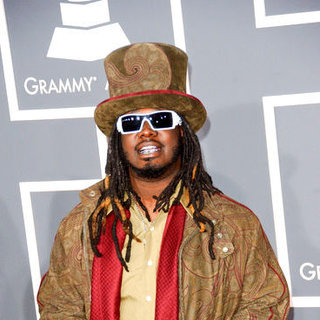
[95,42,207,136]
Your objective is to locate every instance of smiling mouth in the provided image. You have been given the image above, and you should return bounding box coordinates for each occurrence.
[138,145,160,155]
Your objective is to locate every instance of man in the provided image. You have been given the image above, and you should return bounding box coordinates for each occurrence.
[38,43,290,319]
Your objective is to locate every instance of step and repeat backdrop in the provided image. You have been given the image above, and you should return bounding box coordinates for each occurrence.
[1,0,319,319]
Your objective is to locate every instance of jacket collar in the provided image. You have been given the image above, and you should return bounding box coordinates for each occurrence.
[79,179,223,222]
[79,180,103,202]
[78,180,228,241]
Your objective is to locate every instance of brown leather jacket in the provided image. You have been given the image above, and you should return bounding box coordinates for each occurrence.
[38,181,290,319]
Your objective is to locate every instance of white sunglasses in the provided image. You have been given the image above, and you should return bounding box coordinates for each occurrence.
[116,110,182,134]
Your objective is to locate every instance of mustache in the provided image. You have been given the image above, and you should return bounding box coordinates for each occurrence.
[134,139,164,151]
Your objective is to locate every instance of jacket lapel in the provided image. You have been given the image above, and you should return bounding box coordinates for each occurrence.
[178,194,235,320]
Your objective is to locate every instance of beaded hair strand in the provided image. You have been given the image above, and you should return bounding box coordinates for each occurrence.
[88,176,138,271]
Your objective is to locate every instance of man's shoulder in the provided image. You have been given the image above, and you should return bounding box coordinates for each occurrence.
[205,192,261,228]
[58,180,104,233]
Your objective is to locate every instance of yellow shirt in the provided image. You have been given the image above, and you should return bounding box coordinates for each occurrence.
[120,187,187,320]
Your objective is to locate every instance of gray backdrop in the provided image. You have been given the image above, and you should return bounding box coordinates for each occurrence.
[1,0,319,319]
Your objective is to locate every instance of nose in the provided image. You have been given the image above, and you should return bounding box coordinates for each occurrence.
[138,119,157,137]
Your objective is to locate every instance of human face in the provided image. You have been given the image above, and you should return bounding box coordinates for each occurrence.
[120,108,182,179]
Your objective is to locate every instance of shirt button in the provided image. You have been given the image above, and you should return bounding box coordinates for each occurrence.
[150,226,155,231]
[145,295,151,302]
[89,190,95,197]
[222,247,229,253]
[147,260,153,266]
[217,233,223,238]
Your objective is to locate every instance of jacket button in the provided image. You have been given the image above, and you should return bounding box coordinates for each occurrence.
[89,191,95,197]
[217,233,223,238]
[222,247,229,253]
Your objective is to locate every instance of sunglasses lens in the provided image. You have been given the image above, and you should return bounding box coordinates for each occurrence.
[149,112,173,129]
[121,115,143,132]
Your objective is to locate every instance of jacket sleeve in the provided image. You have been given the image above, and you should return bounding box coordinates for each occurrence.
[37,212,90,319]
[233,219,290,319]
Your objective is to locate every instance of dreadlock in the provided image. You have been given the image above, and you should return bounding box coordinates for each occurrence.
[88,115,221,271]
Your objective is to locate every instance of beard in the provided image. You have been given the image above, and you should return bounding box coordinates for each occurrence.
[121,138,182,180]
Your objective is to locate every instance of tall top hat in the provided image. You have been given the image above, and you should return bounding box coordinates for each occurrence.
[94,42,207,136]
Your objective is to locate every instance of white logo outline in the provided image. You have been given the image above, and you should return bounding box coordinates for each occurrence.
[263,91,320,307]
[254,0,320,28]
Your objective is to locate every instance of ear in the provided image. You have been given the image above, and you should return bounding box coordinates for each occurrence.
[179,126,184,137]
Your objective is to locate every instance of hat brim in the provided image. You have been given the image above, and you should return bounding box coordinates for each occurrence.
[94,90,207,136]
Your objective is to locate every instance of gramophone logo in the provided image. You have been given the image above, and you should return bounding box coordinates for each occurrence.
[47,0,130,61]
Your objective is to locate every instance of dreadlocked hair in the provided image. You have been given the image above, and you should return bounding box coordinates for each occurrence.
[88,115,222,270]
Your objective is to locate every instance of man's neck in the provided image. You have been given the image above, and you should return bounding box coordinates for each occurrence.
[129,161,181,221]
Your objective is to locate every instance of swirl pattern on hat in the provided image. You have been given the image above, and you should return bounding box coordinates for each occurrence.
[106,43,172,97]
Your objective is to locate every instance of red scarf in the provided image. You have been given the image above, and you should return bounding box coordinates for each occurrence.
[90,204,186,320]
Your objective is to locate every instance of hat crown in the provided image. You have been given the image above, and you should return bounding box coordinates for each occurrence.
[95,42,206,137]
[104,43,188,97]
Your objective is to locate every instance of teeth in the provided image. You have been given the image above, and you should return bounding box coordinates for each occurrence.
[139,145,160,154]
